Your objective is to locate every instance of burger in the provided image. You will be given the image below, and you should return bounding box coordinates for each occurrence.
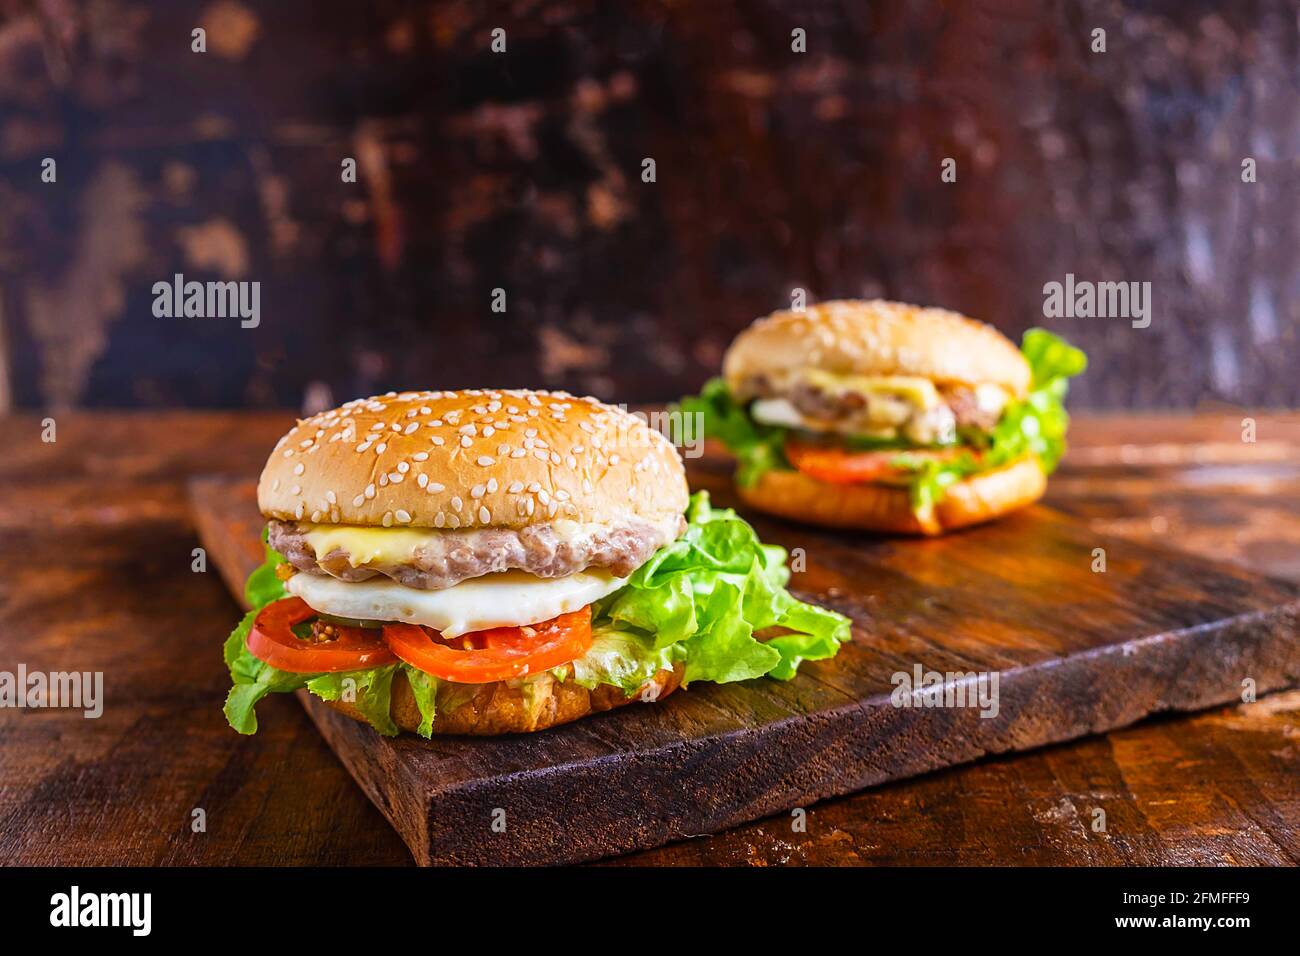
[224,389,850,737]
[679,300,1087,534]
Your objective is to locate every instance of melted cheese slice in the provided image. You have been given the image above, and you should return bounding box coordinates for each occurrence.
[301,525,438,568]
[300,517,679,569]
[800,371,942,409]
[285,569,626,637]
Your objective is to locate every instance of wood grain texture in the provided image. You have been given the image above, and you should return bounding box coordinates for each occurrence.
[2,410,1298,866]
[192,459,1300,865]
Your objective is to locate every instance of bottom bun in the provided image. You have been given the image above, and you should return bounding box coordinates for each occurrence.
[736,457,1047,535]
[321,662,684,736]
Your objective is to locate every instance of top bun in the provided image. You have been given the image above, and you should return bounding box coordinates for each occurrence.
[723,299,1031,398]
[258,390,689,530]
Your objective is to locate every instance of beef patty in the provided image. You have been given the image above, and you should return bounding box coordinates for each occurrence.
[269,514,686,591]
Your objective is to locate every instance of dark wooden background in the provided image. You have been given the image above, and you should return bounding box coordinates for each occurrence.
[1,0,1297,412]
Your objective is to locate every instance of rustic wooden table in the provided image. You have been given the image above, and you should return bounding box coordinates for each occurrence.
[1,410,1297,866]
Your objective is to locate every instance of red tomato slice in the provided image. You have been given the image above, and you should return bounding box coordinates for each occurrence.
[785,438,966,485]
[247,597,397,673]
[383,607,593,684]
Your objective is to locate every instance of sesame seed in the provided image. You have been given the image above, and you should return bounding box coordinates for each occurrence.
[486,478,498,493]
[395,509,411,523]
[476,455,495,466]
[427,482,445,493]
[431,436,445,446]
[417,473,428,488]
[352,494,365,507]
[293,462,305,475]
[375,442,387,453]
[460,435,472,448]
[471,483,485,498]
[510,448,526,458]
[404,422,419,435]
[326,490,337,504]
[382,511,394,527]
[364,483,376,499]
[397,461,409,473]
[413,452,429,461]
[508,481,524,493]
[434,512,446,528]
[478,506,490,523]
[451,496,463,512]
[290,485,301,495]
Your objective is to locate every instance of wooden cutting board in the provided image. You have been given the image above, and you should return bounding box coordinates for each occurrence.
[189,465,1300,866]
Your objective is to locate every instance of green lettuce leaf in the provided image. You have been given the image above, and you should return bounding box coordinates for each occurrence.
[305,665,400,737]
[403,666,439,738]
[223,651,313,735]
[593,492,852,686]
[898,328,1087,509]
[567,626,687,694]
[244,528,288,609]
[676,377,788,487]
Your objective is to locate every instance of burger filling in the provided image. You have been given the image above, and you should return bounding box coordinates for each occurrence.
[267,512,685,590]
[678,328,1086,514]
[741,370,1011,445]
[225,493,852,738]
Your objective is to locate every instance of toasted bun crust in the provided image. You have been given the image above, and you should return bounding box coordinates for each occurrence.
[258,390,688,531]
[321,663,684,735]
[723,300,1031,398]
[736,457,1046,535]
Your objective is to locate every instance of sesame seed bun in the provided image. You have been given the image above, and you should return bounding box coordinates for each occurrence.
[258,390,689,530]
[736,457,1047,535]
[318,661,683,735]
[723,300,1031,399]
